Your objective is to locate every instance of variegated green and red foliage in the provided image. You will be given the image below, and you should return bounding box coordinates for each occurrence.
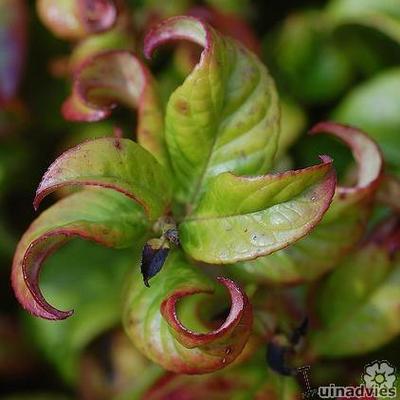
[11,12,394,384]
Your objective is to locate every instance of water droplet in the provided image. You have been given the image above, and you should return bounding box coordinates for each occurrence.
[223,221,233,231]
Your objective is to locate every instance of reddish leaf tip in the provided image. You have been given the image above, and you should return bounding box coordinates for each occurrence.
[309,121,383,198]
[161,277,251,350]
[143,16,209,60]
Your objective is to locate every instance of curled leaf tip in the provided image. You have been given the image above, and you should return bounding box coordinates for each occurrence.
[309,121,383,198]
[13,189,147,320]
[61,51,167,164]
[124,253,253,373]
[62,50,150,122]
[143,16,209,60]
[13,231,77,320]
[161,277,251,350]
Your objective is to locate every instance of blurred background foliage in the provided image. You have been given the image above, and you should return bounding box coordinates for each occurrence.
[0,0,399,398]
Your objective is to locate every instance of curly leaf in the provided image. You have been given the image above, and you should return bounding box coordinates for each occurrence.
[180,156,336,264]
[233,122,383,284]
[123,251,252,374]
[36,0,117,40]
[144,16,280,203]
[327,0,400,43]
[34,137,171,221]
[12,188,147,320]
[310,219,400,356]
[63,51,167,164]
[333,68,400,174]
[0,0,27,104]
[24,240,135,383]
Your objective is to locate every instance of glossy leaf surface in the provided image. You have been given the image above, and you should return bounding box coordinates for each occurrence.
[180,156,336,264]
[12,188,147,320]
[123,251,252,374]
[233,122,383,284]
[145,16,280,203]
[35,138,171,221]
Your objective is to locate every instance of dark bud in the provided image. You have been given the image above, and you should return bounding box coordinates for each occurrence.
[141,239,170,287]
[266,336,294,376]
[266,316,309,377]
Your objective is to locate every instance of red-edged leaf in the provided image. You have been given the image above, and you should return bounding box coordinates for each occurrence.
[62,51,167,164]
[123,251,252,374]
[233,122,384,284]
[12,188,147,320]
[179,156,336,264]
[310,121,383,207]
[34,138,172,221]
[144,16,280,203]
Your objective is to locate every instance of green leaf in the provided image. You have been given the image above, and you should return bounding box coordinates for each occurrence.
[265,10,353,104]
[12,188,147,320]
[145,16,280,203]
[34,137,172,221]
[310,240,400,357]
[231,208,367,284]
[232,122,383,284]
[333,68,400,174]
[327,0,400,43]
[276,98,307,160]
[24,240,135,383]
[179,157,336,264]
[63,51,168,165]
[123,250,253,374]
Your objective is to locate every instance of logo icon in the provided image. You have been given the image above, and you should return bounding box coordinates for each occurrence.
[363,361,397,389]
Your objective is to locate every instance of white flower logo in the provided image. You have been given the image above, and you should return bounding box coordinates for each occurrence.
[363,361,397,389]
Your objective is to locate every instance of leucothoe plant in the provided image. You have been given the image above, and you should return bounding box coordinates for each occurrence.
[11,16,383,374]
